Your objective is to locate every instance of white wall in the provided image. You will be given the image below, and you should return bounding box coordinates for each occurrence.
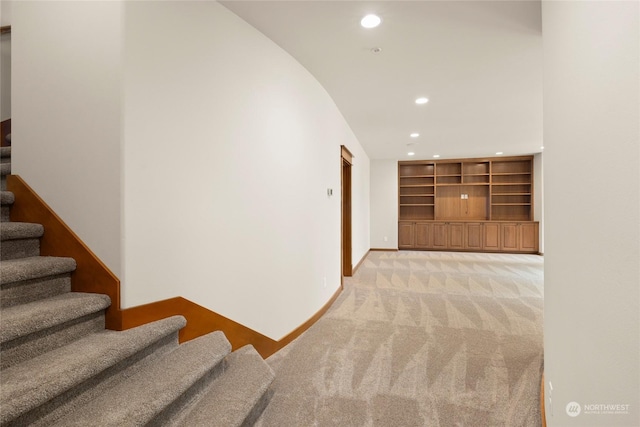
[11,0,370,341]
[350,142,371,265]
[370,159,398,249]
[1,0,11,121]
[12,1,123,274]
[533,152,543,253]
[123,1,369,340]
[542,2,639,426]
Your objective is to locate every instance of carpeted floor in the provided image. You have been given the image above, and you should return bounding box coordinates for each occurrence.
[257,250,544,427]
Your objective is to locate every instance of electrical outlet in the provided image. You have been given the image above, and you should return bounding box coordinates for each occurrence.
[384,236,388,242]
[323,277,327,288]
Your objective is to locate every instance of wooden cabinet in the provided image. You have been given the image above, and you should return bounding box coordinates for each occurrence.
[483,222,501,251]
[465,223,483,250]
[398,222,415,249]
[398,221,539,253]
[501,223,520,251]
[415,222,432,248]
[448,223,465,249]
[432,223,448,249]
[500,222,539,252]
[519,222,538,252]
[398,155,538,254]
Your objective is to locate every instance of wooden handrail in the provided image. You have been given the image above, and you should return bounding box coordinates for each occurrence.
[0,26,11,34]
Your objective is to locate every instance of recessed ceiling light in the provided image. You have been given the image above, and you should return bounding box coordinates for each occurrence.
[496,152,503,155]
[408,152,415,156]
[540,146,545,150]
[370,47,382,54]
[433,154,440,158]
[410,133,420,138]
[415,97,429,105]
[361,14,381,28]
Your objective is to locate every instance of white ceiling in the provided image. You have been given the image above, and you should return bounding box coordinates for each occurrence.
[221,1,543,161]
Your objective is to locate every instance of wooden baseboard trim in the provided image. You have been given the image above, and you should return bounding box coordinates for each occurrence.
[7,174,343,359]
[273,285,342,354]
[7,175,122,329]
[119,285,343,359]
[119,297,278,357]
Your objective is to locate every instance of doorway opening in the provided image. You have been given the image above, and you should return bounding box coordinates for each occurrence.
[341,146,353,281]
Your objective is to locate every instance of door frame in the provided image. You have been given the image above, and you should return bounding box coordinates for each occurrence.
[341,146,353,281]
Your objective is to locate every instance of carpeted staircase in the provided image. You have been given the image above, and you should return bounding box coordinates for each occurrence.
[0,146,274,426]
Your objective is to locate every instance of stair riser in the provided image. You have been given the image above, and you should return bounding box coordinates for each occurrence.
[150,359,228,426]
[1,176,6,191]
[1,312,105,370]
[23,333,181,427]
[1,274,72,309]
[241,387,275,427]
[1,206,9,221]
[167,346,275,427]
[1,239,40,261]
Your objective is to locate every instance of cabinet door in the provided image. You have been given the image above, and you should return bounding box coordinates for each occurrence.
[519,222,538,253]
[501,223,519,251]
[465,223,483,250]
[398,222,415,248]
[483,223,500,251]
[448,223,465,249]
[415,222,432,248]
[432,223,448,249]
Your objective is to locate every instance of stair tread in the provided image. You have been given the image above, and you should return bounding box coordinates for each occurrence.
[1,162,10,175]
[51,330,231,427]
[0,316,188,425]
[0,292,111,343]
[175,345,275,427]
[0,222,45,241]
[1,190,14,205]
[0,146,10,158]
[0,256,76,284]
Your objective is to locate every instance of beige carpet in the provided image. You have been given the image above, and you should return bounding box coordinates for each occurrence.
[257,250,544,427]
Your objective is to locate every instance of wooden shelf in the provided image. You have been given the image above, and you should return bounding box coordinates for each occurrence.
[399,154,534,226]
[492,172,531,176]
[492,182,530,186]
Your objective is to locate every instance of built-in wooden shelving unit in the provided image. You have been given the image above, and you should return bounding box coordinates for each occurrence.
[398,155,538,253]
